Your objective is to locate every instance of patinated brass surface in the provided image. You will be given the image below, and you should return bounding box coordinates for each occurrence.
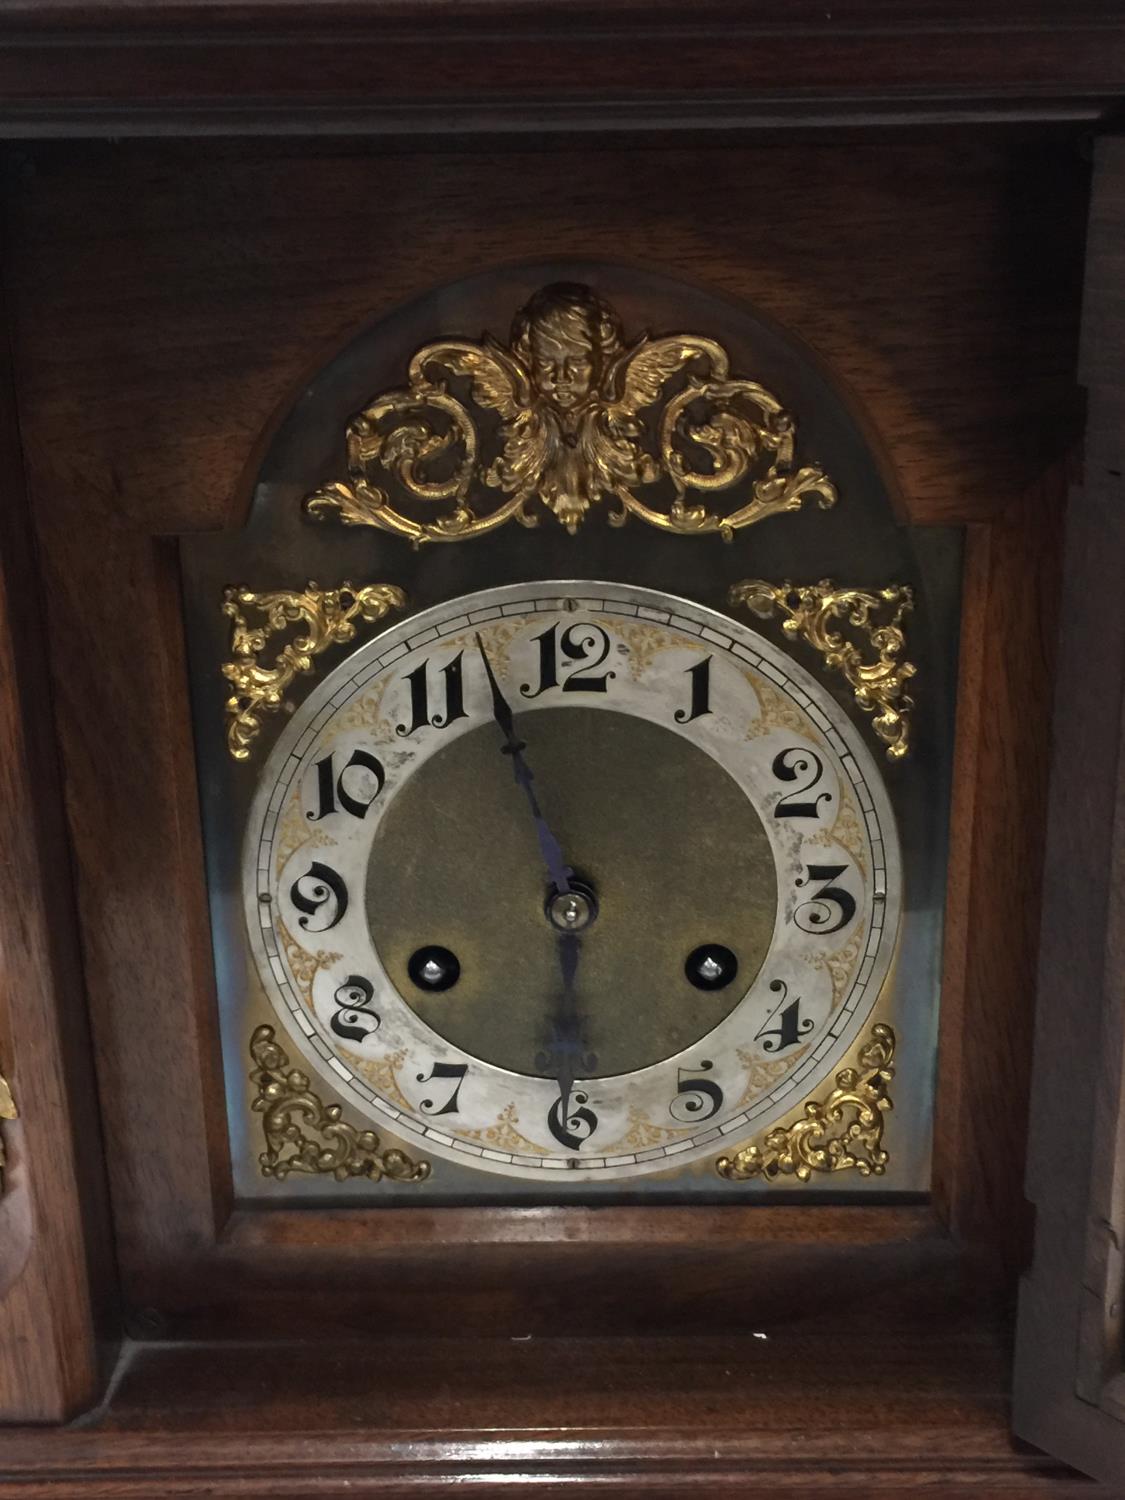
[366,708,778,1078]
[305,283,836,544]
[249,1024,429,1183]
[222,581,405,760]
[731,579,915,760]
[715,1022,895,1182]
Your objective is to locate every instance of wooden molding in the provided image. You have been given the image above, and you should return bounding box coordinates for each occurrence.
[0,3,1124,135]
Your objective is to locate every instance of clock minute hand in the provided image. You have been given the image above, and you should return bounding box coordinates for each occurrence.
[474,632,573,897]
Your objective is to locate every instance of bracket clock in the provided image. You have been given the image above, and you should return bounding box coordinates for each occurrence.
[2,22,1125,1493]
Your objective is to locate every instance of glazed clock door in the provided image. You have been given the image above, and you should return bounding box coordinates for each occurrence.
[184,262,959,1214]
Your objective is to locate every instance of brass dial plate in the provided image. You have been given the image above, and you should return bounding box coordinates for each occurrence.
[243,581,902,1182]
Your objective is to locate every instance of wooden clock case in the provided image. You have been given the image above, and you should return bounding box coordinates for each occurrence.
[1,4,1124,1494]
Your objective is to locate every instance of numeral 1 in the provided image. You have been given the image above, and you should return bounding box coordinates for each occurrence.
[675,656,712,724]
[396,652,468,737]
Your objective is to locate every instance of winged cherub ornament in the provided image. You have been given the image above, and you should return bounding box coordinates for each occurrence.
[306,282,836,544]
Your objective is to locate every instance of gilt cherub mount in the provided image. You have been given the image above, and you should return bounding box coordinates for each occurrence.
[222,283,919,766]
[305,281,838,543]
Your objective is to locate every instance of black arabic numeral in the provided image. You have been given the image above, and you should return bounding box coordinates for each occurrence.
[521,623,615,698]
[674,656,712,724]
[307,748,387,821]
[396,652,469,737]
[290,861,348,932]
[547,1090,599,1149]
[330,973,381,1043]
[754,980,815,1054]
[772,747,832,818]
[669,1060,724,1122]
[794,864,857,935]
[416,1062,468,1115]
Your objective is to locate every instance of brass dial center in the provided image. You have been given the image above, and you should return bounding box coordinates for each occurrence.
[366,707,777,1079]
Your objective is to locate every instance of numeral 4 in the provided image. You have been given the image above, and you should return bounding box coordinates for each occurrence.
[754,980,814,1054]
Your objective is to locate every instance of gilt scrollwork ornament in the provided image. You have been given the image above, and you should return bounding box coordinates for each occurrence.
[0,1071,16,1194]
[715,1023,895,1183]
[304,283,837,544]
[730,579,916,760]
[222,581,406,761]
[249,1025,430,1184]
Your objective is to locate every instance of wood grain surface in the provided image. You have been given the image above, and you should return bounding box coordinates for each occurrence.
[0,1302,1111,1496]
[4,138,1085,535]
[933,464,1069,1268]
[0,1,1123,136]
[0,295,115,1418]
[1012,135,1125,1488]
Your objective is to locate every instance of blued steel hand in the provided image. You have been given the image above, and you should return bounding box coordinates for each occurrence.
[476,634,595,1123]
[475,633,573,897]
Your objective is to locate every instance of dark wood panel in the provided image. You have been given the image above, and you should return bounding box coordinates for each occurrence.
[0,291,115,1417]
[5,138,1085,535]
[0,1294,1107,1496]
[0,2,1124,135]
[932,464,1068,1267]
[1012,136,1125,1489]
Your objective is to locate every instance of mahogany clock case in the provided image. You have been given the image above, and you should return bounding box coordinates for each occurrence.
[0,124,1088,1478]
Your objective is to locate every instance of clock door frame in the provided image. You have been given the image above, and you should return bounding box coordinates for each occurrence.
[0,135,1076,1347]
[1012,134,1125,1487]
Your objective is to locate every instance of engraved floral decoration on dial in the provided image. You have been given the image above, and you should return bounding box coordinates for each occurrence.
[243,582,902,1182]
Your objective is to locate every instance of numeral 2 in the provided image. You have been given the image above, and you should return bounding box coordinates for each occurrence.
[771,747,832,818]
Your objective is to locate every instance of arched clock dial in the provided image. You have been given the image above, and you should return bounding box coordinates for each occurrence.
[243,581,902,1182]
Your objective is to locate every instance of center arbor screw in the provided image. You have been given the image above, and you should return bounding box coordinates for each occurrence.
[545,879,599,933]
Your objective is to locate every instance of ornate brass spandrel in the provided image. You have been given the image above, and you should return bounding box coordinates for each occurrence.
[0,1072,16,1194]
[305,283,837,544]
[715,1023,895,1184]
[731,579,915,760]
[222,581,406,761]
[249,1025,430,1185]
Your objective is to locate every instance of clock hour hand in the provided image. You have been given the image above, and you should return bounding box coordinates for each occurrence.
[540,930,597,1135]
[474,632,573,898]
